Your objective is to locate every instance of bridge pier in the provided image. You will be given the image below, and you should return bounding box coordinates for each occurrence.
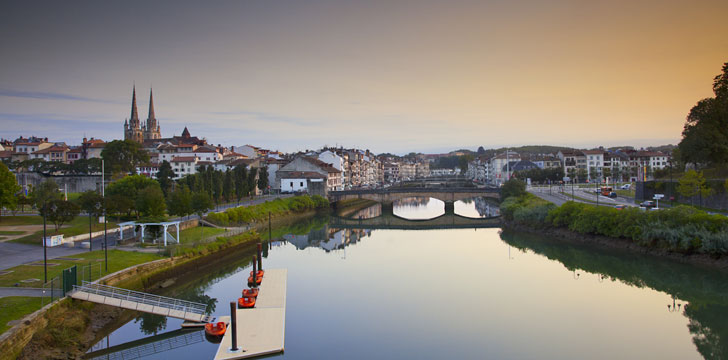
[380,202,394,216]
[444,201,455,215]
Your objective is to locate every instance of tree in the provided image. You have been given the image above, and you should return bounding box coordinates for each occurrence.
[191,192,213,240]
[167,184,192,218]
[156,160,174,197]
[500,179,526,201]
[678,62,728,167]
[246,168,258,197]
[46,199,80,232]
[257,167,269,193]
[0,163,21,220]
[106,175,161,218]
[136,185,166,220]
[678,170,712,205]
[101,139,150,176]
[222,170,234,202]
[477,146,486,155]
[31,179,62,216]
[234,165,248,203]
[77,190,104,251]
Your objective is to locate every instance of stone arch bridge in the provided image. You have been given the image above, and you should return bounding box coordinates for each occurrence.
[329,187,500,213]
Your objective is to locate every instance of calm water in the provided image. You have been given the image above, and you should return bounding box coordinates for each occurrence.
[87,197,728,360]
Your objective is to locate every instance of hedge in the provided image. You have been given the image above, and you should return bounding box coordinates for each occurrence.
[206,195,329,226]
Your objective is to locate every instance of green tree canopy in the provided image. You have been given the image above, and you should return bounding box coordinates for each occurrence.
[501,179,526,201]
[77,190,104,217]
[678,170,712,204]
[191,192,212,218]
[31,179,62,216]
[156,160,174,197]
[167,184,193,218]
[257,166,269,193]
[106,175,161,217]
[101,140,150,176]
[136,184,166,220]
[0,163,21,219]
[678,62,728,167]
[47,199,80,232]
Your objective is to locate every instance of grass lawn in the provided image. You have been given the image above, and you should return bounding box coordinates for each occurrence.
[0,297,43,335]
[0,250,163,288]
[615,189,635,198]
[10,217,118,246]
[0,231,25,235]
[0,216,43,226]
[178,226,227,244]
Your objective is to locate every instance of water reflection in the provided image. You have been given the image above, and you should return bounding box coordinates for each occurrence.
[455,197,500,218]
[393,197,442,219]
[88,213,728,360]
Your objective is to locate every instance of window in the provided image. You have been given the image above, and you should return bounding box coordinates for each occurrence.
[290,182,293,187]
[300,182,304,187]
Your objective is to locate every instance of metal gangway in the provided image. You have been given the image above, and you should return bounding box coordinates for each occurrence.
[70,281,212,323]
[85,329,204,360]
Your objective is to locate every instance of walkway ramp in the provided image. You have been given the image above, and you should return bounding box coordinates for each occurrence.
[214,268,287,360]
[70,281,212,323]
[85,328,204,360]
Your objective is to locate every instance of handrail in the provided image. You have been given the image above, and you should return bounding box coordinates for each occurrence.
[72,281,207,315]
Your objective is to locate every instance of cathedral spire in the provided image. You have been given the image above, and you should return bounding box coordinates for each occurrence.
[147,88,156,122]
[130,86,140,126]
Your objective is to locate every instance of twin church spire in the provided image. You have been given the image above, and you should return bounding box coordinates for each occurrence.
[124,86,161,143]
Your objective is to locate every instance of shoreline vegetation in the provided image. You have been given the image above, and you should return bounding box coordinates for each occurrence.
[0,195,362,359]
[501,180,728,269]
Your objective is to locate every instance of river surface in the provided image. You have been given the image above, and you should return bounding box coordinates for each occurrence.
[87,197,728,360]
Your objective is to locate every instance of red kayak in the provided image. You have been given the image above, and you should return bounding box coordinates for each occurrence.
[243,288,259,298]
[205,322,226,337]
[238,296,256,308]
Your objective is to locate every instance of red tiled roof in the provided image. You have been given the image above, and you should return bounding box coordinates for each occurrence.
[171,156,197,162]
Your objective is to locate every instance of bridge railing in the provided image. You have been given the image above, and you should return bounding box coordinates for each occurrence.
[330,187,500,195]
[72,281,208,316]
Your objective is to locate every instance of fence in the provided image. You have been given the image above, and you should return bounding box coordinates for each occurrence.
[40,263,101,306]
[40,275,63,307]
[80,262,104,283]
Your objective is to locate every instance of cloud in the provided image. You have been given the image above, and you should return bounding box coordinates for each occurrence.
[0,90,121,104]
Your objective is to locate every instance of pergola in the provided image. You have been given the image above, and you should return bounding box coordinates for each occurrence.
[117,221,182,246]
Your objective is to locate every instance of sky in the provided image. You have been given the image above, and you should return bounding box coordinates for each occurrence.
[1,0,727,154]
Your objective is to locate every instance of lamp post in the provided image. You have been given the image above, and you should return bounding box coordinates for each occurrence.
[42,200,48,283]
[102,159,107,272]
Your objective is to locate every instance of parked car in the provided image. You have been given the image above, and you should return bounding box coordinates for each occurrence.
[614,204,626,210]
[640,200,656,208]
[620,184,631,190]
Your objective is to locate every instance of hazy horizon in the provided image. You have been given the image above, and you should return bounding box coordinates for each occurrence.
[1,0,723,154]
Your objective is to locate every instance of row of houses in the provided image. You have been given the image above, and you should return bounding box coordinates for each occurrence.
[466,148,671,185]
[0,136,106,164]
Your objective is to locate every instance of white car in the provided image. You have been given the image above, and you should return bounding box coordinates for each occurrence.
[620,184,631,190]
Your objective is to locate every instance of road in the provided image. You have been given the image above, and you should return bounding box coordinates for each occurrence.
[528,185,637,208]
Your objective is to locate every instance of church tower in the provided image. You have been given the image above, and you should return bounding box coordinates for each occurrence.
[143,88,161,140]
[123,86,144,143]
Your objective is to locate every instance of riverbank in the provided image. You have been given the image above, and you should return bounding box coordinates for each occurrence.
[501,191,728,270]
[1,195,365,359]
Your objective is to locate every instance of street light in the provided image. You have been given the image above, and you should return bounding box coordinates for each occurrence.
[42,200,48,283]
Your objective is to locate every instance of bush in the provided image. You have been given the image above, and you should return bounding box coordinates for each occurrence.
[544,201,728,256]
[205,195,329,226]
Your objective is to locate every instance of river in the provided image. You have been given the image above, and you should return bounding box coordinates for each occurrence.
[85,197,728,359]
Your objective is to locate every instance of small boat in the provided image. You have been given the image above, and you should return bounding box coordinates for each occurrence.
[238,296,256,308]
[243,288,259,298]
[249,270,265,278]
[248,275,263,285]
[205,322,226,337]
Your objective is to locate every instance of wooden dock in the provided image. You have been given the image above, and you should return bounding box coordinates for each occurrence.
[214,268,287,360]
